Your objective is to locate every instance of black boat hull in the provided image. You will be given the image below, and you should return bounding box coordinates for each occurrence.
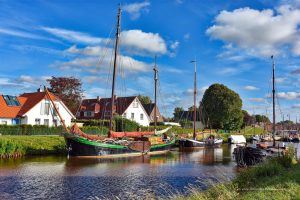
[65,134,175,157]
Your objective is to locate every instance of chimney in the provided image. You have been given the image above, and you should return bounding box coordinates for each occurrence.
[97,96,100,101]
[37,85,43,92]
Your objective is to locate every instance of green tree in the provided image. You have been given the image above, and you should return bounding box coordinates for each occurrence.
[173,107,184,121]
[202,83,243,130]
[242,110,253,127]
[47,76,83,114]
[254,114,270,123]
[137,95,152,104]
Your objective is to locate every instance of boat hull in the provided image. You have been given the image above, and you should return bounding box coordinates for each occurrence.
[179,138,223,148]
[64,134,175,157]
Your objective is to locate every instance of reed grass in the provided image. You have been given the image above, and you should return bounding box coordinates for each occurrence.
[0,135,66,158]
[169,155,300,200]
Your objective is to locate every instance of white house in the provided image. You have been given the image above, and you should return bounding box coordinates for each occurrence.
[77,96,151,126]
[0,90,75,127]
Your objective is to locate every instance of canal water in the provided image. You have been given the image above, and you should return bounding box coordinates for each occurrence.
[0,144,246,199]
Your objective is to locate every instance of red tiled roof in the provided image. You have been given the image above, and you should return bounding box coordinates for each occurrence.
[18,91,59,116]
[0,91,60,118]
[77,96,136,119]
[0,96,26,118]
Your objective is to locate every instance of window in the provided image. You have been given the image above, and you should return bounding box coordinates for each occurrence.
[45,102,50,115]
[35,118,41,125]
[132,99,138,108]
[123,112,127,118]
[84,111,93,117]
[140,114,144,120]
[40,101,50,115]
[44,119,49,126]
[1,120,7,125]
[3,95,20,106]
[131,113,134,120]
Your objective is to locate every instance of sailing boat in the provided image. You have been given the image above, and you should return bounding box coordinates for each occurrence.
[46,6,175,157]
[179,60,223,148]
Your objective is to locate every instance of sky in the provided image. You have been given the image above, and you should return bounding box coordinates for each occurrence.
[1,0,300,120]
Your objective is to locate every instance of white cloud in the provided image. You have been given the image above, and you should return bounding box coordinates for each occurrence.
[42,27,103,44]
[276,91,300,99]
[121,30,167,55]
[0,27,59,43]
[61,29,169,56]
[276,77,287,83]
[249,98,265,102]
[291,103,300,108]
[56,46,151,73]
[0,78,22,87]
[244,85,259,90]
[123,1,150,20]
[170,41,179,49]
[65,45,110,56]
[207,5,300,56]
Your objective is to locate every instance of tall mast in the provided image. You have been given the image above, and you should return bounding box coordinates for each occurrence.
[191,60,197,140]
[271,55,276,147]
[153,55,158,129]
[109,5,121,137]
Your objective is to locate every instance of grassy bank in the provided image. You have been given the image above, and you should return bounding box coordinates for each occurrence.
[171,156,300,200]
[0,135,66,158]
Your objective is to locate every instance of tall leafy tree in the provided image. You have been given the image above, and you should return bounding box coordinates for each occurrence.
[137,95,152,104]
[173,107,184,121]
[47,76,83,114]
[202,83,243,130]
[254,114,270,123]
[242,110,254,127]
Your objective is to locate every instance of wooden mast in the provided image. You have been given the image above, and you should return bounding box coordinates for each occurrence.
[109,5,121,137]
[271,55,276,147]
[191,60,197,140]
[153,55,158,129]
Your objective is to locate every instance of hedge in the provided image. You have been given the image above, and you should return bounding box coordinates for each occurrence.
[0,125,64,135]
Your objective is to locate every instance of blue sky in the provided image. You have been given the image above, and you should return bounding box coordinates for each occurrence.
[1,0,300,120]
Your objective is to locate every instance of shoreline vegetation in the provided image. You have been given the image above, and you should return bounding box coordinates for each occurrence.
[0,135,66,158]
[0,125,265,158]
[170,155,299,200]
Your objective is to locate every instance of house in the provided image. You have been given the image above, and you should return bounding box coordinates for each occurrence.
[176,111,204,129]
[77,96,151,126]
[142,103,163,124]
[0,89,75,126]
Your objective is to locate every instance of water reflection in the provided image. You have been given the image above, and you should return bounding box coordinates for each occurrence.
[0,144,237,199]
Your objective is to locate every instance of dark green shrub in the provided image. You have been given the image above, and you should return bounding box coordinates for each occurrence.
[114,116,140,132]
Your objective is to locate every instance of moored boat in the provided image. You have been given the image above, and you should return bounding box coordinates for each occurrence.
[179,60,223,149]
[45,6,175,158]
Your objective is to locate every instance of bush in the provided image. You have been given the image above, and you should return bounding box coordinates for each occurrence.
[114,116,140,132]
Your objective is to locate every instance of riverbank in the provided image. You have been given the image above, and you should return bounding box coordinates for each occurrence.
[0,135,66,158]
[171,156,300,200]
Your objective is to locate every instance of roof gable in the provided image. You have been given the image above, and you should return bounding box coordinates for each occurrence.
[18,91,59,116]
